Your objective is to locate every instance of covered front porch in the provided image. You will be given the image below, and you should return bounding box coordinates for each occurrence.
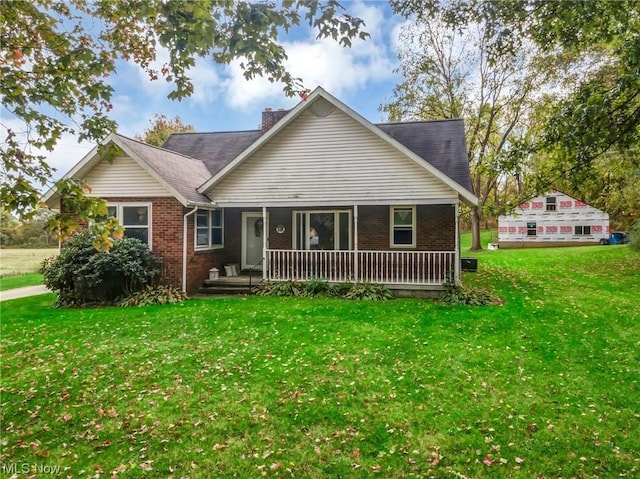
[265,249,456,286]
[238,203,460,289]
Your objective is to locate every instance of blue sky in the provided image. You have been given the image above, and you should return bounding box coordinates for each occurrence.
[39,1,407,178]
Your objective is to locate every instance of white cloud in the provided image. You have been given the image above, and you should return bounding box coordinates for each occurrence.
[1,117,93,188]
[220,1,396,111]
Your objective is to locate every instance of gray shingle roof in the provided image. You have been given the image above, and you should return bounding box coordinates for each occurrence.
[162,130,262,176]
[161,120,472,194]
[115,134,212,204]
[376,119,472,192]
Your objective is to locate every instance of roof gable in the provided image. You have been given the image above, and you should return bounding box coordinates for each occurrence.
[43,134,213,208]
[197,87,478,206]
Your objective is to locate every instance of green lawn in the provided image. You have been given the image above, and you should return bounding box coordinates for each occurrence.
[460,229,498,250]
[0,273,44,291]
[1,246,638,478]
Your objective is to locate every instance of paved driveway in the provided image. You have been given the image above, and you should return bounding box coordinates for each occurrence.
[0,285,50,301]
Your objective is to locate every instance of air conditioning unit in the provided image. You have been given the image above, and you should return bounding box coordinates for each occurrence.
[461,257,478,272]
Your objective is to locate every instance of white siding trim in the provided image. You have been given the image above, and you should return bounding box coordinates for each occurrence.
[208,108,459,205]
[198,88,478,206]
[83,156,173,198]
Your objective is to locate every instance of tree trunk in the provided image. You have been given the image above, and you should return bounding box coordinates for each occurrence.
[470,205,483,251]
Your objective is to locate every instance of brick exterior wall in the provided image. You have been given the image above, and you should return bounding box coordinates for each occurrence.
[358,204,455,251]
[65,200,456,294]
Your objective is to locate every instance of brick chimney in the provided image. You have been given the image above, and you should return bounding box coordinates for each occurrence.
[261,108,289,132]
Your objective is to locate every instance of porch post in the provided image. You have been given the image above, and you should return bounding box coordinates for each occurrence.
[454,202,460,282]
[353,204,359,282]
[262,206,268,281]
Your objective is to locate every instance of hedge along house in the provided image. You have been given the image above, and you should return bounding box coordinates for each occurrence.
[498,191,610,248]
[44,88,477,296]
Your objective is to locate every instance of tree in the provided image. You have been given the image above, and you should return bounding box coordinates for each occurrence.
[383,10,554,250]
[1,0,368,244]
[391,0,640,200]
[135,114,195,147]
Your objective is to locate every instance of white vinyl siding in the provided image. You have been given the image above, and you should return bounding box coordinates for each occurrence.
[208,103,457,205]
[83,156,172,197]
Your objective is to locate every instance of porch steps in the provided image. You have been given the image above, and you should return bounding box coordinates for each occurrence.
[198,275,257,296]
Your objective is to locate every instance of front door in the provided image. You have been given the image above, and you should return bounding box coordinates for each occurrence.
[242,212,264,270]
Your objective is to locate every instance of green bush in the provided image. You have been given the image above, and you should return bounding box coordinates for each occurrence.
[441,280,497,306]
[343,282,392,301]
[120,285,187,307]
[302,277,335,297]
[254,280,304,297]
[255,280,392,301]
[629,219,640,252]
[42,230,162,307]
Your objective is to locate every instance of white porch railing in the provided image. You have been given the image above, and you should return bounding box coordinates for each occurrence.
[265,249,456,286]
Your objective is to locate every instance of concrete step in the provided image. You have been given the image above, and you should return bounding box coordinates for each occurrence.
[198,285,253,296]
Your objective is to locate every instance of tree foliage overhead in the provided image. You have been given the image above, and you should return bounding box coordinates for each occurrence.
[1,0,368,241]
[135,114,195,147]
[391,0,640,178]
[383,6,555,250]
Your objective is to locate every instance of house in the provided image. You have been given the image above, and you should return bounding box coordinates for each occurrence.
[498,191,610,247]
[44,88,478,296]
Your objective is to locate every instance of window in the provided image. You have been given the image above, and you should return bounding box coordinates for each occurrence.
[293,210,351,250]
[527,221,537,236]
[195,209,224,249]
[99,203,151,246]
[391,206,416,247]
[546,197,557,211]
[575,225,591,235]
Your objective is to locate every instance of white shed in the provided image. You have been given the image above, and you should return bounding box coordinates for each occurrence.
[498,191,609,247]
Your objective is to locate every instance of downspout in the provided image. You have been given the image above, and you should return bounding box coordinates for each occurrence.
[183,206,198,293]
[454,202,460,283]
[353,204,359,282]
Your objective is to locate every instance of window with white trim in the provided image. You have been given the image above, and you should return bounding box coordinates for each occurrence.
[293,210,351,250]
[390,206,416,247]
[196,209,224,249]
[100,203,151,246]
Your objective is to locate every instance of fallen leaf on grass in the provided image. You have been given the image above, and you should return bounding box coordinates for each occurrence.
[483,455,493,466]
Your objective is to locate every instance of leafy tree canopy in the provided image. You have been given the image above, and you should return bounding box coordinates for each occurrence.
[1,0,367,247]
[391,0,640,180]
[135,114,195,147]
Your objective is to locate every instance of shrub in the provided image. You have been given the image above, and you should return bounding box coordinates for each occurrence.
[255,280,393,301]
[42,230,162,307]
[342,282,392,301]
[630,219,640,252]
[302,277,335,297]
[441,280,497,306]
[120,285,187,307]
[254,280,304,297]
